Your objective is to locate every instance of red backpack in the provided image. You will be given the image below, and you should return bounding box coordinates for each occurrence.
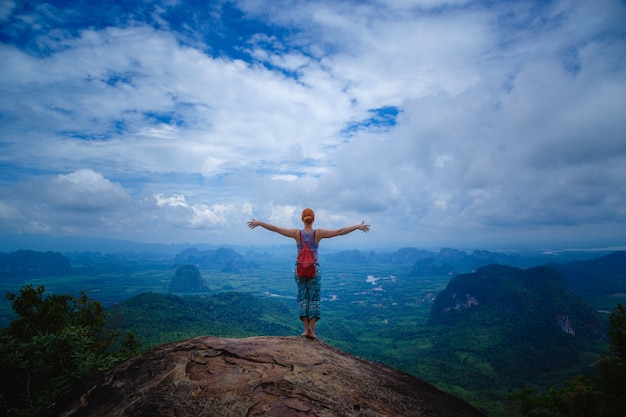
[296,230,316,279]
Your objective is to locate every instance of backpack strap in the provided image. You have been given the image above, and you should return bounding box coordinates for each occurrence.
[300,230,315,248]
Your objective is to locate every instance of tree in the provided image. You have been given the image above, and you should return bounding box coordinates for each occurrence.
[607,304,626,363]
[596,303,626,417]
[0,284,141,417]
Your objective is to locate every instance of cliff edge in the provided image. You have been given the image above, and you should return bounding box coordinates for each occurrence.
[47,336,486,417]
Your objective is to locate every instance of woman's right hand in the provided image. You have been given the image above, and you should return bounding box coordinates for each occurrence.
[358,221,370,232]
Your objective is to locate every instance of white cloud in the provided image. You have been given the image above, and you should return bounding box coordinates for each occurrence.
[190,204,229,228]
[0,169,137,236]
[0,0,625,250]
[47,169,132,212]
[154,193,232,231]
[155,193,189,208]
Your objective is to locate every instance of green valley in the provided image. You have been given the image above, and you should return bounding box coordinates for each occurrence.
[1,247,624,417]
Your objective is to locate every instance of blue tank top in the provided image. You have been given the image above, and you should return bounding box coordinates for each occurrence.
[298,229,319,262]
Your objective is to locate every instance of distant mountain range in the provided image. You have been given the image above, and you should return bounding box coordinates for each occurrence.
[1,233,619,261]
[0,250,71,277]
[3,246,625,309]
[173,247,259,271]
[323,246,620,271]
[548,251,626,310]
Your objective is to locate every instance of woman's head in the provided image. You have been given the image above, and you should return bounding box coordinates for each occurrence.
[301,208,315,224]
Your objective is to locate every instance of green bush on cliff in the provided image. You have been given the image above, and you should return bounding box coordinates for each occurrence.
[0,284,141,417]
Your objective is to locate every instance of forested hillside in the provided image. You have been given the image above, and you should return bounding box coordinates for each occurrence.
[419,264,607,415]
[109,292,300,347]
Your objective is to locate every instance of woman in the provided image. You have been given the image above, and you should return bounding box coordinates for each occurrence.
[248,208,370,339]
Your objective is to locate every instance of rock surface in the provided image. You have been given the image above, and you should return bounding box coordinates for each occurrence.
[47,336,487,417]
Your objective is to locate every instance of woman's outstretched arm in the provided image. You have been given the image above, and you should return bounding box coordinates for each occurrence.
[316,221,370,240]
[247,219,299,239]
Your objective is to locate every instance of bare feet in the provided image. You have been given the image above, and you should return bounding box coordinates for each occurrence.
[301,328,316,339]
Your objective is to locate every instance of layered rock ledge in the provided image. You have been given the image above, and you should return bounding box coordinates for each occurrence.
[48,336,486,417]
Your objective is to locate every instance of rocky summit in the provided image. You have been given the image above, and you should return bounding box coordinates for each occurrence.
[47,336,486,417]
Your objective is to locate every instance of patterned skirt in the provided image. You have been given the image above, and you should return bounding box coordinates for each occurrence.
[294,263,321,320]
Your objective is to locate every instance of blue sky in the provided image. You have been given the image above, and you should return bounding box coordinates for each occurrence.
[1,0,625,252]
